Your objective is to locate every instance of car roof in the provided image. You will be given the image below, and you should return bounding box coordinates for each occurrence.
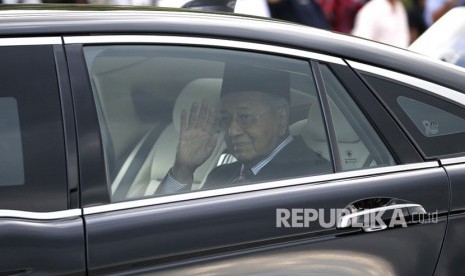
[0,5,464,92]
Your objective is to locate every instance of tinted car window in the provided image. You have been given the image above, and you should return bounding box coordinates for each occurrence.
[398,96,465,137]
[0,45,67,211]
[83,46,333,202]
[0,97,25,187]
[319,65,396,170]
[362,73,465,158]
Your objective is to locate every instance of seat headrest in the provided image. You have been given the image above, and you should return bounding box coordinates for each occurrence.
[173,78,223,132]
[307,99,360,143]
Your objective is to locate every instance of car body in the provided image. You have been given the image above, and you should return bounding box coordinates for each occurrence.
[409,7,465,68]
[1,5,465,275]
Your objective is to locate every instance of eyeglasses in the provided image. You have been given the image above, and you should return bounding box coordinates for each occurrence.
[218,112,268,131]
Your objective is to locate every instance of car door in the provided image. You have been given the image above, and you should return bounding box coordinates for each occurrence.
[0,38,85,275]
[436,157,465,276]
[349,63,465,276]
[65,35,448,275]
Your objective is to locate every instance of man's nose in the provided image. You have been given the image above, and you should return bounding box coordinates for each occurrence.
[228,117,244,136]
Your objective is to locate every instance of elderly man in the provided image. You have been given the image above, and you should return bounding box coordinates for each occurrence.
[157,65,332,194]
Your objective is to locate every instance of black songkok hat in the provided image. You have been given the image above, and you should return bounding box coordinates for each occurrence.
[220,63,290,102]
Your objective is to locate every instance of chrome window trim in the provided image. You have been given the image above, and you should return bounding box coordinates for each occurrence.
[64,35,345,65]
[0,209,81,220]
[84,162,439,215]
[440,156,465,165]
[0,37,62,46]
[347,60,465,107]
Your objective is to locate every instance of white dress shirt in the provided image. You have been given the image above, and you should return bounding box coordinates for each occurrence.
[352,0,410,48]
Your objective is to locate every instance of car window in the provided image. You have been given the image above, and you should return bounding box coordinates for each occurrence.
[0,97,24,187]
[319,64,396,170]
[83,45,333,202]
[361,73,465,158]
[397,96,465,137]
[0,45,67,211]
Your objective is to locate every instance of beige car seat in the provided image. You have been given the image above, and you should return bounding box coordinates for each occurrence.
[290,96,372,171]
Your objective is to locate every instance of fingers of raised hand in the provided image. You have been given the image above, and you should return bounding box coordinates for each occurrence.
[188,101,199,130]
[180,109,188,133]
[184,100,216,131]
[195,99,208,129]
[206,134,218,153]
[204,106,217,133]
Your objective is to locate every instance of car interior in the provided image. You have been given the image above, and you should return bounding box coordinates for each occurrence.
[84,46,392,202]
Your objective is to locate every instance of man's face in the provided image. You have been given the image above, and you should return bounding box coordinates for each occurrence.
[220,91,288,166]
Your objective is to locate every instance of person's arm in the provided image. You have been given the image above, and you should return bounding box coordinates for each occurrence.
[156,169,190,195]
[156,100,218,194]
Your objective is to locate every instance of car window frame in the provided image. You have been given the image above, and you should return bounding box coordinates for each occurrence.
[315,63,397,169]
[0,38,76,213]
[348,60,465,159]
[323,62,423,164]
[65,35,425,208]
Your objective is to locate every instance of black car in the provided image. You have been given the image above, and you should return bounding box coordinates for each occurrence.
[1,5,465,275]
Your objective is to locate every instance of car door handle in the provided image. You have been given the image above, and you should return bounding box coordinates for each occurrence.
[337,203,427,232]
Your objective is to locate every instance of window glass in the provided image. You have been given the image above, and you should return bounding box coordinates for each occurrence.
[362,73,465,158]
[398,96,465,137]
[0,45,67,211]
[0,97,24,186]
[319,65,396,170]
[84,46,333,202]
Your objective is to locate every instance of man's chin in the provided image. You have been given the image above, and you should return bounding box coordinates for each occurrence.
[233,151,259,165]
[233,152,253,162]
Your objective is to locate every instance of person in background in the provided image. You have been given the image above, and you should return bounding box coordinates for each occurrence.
[317,0,366,34]
[267,0,330,29]
[408,0,427,43]
[235,0,271,17]
[352,0,410,48]
[424,0,465,26]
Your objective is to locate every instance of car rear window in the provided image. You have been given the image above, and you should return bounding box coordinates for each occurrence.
[361,72,465,158]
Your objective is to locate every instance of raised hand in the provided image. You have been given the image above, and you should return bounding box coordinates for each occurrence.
[171,99,218,184]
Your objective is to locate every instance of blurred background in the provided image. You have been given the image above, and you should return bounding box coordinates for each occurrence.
[0,0,464,50]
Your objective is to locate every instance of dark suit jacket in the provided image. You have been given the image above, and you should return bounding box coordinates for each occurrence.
[202,136,332,190]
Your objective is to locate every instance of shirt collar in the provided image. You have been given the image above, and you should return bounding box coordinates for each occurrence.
[240,135,294,177]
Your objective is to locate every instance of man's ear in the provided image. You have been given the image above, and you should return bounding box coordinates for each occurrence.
[277,107,289,136]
